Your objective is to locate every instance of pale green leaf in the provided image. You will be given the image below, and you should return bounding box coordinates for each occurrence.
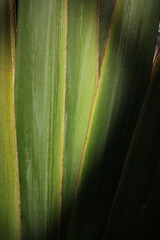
[15,0,67,239]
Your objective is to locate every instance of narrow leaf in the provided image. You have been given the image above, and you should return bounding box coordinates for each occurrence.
[15,1,67,239]
[67,0,160,239]
[105,47,160,240]
[0,0,21,239]
[61,0,99,236]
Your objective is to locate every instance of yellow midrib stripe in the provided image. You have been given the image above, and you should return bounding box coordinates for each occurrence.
[59,0,68,231]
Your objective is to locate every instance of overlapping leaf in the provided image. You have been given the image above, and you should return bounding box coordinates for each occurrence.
[67,0,160,239]
[61,0,99,237]
[15,0,98,239]
[3,0,160,239]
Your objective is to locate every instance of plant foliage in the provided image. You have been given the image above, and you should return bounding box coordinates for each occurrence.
[0,0,160,239]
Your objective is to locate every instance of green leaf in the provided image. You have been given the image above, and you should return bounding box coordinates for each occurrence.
[15,0,99,239]
[0,0,21,239]
[15,0,67,239]
[67,0,160,239]
[61,0,99,236]
[99,0,115,65]
[105,49,160,240]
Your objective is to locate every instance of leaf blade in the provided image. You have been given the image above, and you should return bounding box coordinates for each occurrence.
[15,0,67,239]
[105,48,160,240]
[0,0,21,239]
[67,0,160,239]
[61,0,99,236]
